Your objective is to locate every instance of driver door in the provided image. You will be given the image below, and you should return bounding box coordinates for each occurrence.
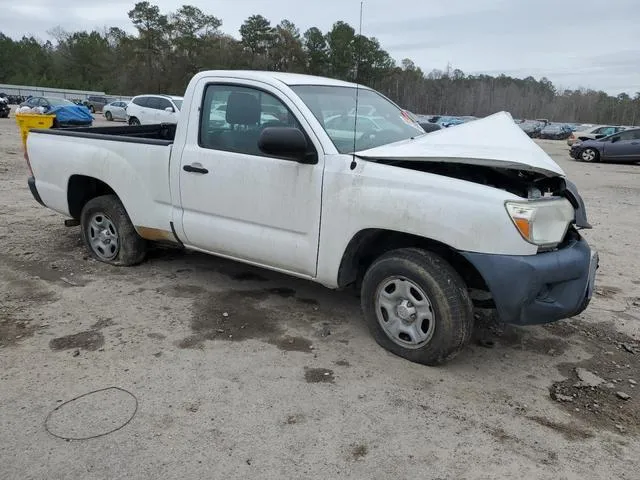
[178,80,324,277]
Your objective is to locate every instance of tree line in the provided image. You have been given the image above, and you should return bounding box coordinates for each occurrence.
[1,1,639,125]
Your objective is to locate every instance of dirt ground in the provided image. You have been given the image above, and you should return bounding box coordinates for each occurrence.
[1,109,639,479]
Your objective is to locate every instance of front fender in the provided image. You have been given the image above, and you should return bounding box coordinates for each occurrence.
[315,155,536,287]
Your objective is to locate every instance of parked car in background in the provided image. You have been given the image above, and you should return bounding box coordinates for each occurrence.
[0,96,10,118]
[20,96,76,110]
[83,95,113,113]
[570,128,640,163]
[539,124,572,140]
[126,95,183,125]
[518,121,544,138]
[567,125,626,146]
[103,101,129,121]
[436,116,464,128]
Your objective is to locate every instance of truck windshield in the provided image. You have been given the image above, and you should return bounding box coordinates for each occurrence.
[291,85,425,154]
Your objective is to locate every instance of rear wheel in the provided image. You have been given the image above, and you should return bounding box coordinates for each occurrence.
[580,147,599,163]
[129,117,140,126]
[80,195,147,266]
[361,248,473,366]
[105,111,113,121]
[89,105,95,114]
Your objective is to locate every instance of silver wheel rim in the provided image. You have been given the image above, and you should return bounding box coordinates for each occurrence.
[87,213,119,261]
[582,149,595,161]
[374,277,436,349]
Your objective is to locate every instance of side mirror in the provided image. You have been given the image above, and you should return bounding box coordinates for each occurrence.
[165,106,175,112]
[258,127,316,164]
[594,134,605,139]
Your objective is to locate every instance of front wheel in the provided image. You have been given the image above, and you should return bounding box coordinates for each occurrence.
[80,195,147,266]
[129,117,140,126]
[580,147,599,163]
[105,111,113,121]
[361,248,473,366]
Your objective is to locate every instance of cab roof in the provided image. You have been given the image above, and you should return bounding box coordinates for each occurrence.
[195,70,362,89]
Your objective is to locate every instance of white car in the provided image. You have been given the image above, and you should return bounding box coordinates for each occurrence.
[103,101,129,122]
[24,71,597,366]
[126,95,183,125]
[567,125,626,146]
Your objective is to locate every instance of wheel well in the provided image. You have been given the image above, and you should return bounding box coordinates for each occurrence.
[337,229,489,292]
[67,175,116,220]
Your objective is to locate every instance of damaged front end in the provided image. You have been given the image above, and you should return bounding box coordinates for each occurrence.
[357,111,597,326]
[369,160,592,231]
[357,111,592,230]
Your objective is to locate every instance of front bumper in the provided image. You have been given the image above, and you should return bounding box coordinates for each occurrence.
[28,176,45,206]
[461,236,598,325]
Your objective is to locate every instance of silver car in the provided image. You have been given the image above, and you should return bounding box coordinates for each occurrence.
[103,101,129,121]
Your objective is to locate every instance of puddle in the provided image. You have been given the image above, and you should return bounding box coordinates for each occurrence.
[50,331,104,351]
[304,367,334,383]
[176,288,330,351]
[0,253,87,287]
[269,336,313,353]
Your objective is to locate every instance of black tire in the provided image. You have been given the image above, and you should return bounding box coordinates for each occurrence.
[89,105,95,114]
[129,117,140,126]
[361,248,473,366]
[80,194,147,266]
[580,147,599,163]
[105,111,113,121]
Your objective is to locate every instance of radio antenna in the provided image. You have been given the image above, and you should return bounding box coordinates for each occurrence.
[350,1,364,170]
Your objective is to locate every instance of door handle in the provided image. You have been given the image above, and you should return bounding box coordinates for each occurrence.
[183,164,209,174]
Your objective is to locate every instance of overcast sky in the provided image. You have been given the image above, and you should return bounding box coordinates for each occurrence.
[2,0,639,95]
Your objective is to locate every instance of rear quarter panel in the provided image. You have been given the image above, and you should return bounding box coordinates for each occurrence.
[28,132,173,232]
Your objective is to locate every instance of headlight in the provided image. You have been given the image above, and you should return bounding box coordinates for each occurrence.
[506,198,575,247]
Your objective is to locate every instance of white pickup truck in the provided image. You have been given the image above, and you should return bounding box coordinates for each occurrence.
[25,70,598,365]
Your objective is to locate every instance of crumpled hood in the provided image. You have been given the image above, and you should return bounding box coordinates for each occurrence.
[356,111,565,177]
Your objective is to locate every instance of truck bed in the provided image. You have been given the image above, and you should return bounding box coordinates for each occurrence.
[31,123,177,146]
[27,122,175,234]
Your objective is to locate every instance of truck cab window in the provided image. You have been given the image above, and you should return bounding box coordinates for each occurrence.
[199,84,302,157]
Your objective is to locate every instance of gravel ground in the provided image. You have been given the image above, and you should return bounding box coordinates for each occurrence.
[1,110,639,479]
